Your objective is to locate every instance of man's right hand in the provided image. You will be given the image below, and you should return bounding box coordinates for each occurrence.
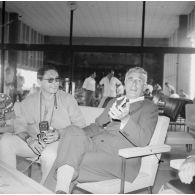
[26,137,45,155]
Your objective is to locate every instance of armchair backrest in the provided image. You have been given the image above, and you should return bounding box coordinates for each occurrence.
[79,106,104,126]
[138,116,170,184]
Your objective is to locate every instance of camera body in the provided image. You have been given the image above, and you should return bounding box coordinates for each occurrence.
[38,121,49,141]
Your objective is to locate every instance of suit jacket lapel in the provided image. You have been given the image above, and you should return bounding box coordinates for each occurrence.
[129,100,145,116]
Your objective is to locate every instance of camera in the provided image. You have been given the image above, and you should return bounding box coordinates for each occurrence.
[38,121,49,141]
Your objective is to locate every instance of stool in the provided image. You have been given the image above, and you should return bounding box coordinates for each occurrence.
[165,131,195,152]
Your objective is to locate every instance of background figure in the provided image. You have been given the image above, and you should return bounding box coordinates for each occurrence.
[164,82,175,96]
[144,88,152,97]
[145,78,153,95]
[170,89,180,98]
[82,72,96,107]
[153,83,162,93]
[179,89,189,99]
[29,83,40,95]
[98,69,122,107]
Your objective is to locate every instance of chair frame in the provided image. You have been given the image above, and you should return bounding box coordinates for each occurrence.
[76,116,171,194]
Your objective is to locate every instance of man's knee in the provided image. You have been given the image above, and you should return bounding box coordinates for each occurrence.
[41,146,57,165]
[65,125,85,136]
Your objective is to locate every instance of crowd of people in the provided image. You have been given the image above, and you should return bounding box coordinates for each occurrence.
[0,65,195,193]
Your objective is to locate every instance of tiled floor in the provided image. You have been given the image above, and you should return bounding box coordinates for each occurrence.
[16,142,193,194]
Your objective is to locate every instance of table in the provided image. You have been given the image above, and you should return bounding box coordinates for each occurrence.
[0,160,52,194]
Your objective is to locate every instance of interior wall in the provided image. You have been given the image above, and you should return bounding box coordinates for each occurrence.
[178,54,191,95]
[163,54,178,92]
[164,14,193,98]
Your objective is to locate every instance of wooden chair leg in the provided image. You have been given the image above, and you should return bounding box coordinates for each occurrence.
[148,186,152,194]
[120,157,126,194]
[186,144,192,152]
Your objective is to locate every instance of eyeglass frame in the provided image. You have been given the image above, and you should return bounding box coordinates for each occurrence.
[42,77,61,83]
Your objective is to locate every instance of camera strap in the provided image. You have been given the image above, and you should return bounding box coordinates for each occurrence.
[40,92,56,127]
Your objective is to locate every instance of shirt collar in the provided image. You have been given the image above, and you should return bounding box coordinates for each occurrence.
[128,96,144,104]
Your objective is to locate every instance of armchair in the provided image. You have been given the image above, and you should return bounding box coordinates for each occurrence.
[76,115,171,194]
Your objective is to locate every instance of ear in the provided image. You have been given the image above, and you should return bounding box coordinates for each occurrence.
[143,83,147,91]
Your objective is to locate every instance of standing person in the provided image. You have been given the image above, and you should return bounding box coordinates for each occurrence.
[82,72,96,107]
[44,67,158,193]
[164,82,175,96]
[145,78,154,95]
[0,65,86,184]
[98,69,122,107]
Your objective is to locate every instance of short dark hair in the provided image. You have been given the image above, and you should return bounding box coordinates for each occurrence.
[37,65,59,80]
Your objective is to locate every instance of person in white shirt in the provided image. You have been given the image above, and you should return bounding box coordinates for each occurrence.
[98,70,122,107]
[82,72,96,106]
[170,89,180,98]
[164,82,175,96]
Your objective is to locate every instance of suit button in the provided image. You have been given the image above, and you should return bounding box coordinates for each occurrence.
[101,139,104,142]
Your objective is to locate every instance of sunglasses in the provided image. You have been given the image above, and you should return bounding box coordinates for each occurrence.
[43,77,61,83]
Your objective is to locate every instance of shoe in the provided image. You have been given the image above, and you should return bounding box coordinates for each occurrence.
[56,190,67,194]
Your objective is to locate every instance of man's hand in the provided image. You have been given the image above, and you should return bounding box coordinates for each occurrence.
[43,128,60,144]
[27,138,45,156]
[108,97,130,120]
[178,156,195,184]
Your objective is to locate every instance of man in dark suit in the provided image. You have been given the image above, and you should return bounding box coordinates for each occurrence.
[44,67,158,193]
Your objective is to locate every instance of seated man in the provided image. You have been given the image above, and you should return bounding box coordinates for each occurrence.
[178,156,195,184]
[43,67,158,193]
[0,65,86,183]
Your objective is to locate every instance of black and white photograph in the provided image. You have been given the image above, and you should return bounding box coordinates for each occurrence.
[0,1,195,194]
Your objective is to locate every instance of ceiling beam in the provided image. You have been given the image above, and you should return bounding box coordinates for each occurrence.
[1,43,195,54]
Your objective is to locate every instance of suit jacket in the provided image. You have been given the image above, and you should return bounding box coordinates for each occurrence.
[84,98,158,148]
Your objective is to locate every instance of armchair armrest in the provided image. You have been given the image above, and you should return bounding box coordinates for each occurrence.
[118,144,171,158]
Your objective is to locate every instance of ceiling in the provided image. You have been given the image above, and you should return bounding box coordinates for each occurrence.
[2,1,195,39]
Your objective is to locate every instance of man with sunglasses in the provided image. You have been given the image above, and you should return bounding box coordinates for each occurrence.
[0,65,86,184]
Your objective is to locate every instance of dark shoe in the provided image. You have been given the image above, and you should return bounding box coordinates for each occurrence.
[56,190,66,194]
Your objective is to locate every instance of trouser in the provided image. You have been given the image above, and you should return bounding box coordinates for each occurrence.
[98,96,108,108]
[44,125,140,192]
[85,90,94,107]
[0,133,58,183]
